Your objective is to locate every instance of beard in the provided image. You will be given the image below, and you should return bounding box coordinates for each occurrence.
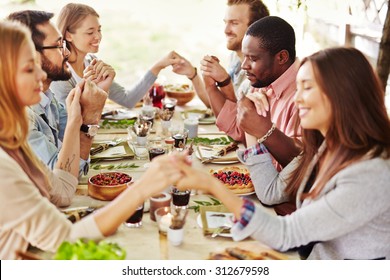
[41,55,72,81]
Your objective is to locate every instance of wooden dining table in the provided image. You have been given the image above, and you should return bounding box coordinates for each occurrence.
[35,97,299,260]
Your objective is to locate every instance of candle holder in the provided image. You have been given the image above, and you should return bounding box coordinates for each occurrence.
[131,120,152,138]
[155,206,172,235]
[149,192,172,222]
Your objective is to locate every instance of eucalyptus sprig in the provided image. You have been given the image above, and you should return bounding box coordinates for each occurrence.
[100,119,136,129]
[189,197,222,213]
[191,136,233,145]
[91,162,139,170]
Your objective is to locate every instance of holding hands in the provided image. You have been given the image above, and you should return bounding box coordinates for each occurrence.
[246,88,271,117]
[84,58,116,93]
[150,50,182,76]
[237,96,272,139]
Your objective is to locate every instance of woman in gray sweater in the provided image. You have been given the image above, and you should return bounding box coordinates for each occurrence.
[50,3,180,107]
[172,47,390,260]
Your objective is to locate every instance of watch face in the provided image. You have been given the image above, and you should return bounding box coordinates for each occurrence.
[88,125,99,137]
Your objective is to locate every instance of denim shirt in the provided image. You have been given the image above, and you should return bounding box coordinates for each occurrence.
[227,52,248,99]
[27,89,89,177]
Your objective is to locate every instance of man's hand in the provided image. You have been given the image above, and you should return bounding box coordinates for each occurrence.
[79,80,108,124]
[237,96,272,138]
[200,55,229,83]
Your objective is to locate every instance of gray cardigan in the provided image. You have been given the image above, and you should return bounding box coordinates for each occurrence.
[234,147,390,260]
[50,54,157,108]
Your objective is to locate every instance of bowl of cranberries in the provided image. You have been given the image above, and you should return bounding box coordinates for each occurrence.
[88,172,133,201]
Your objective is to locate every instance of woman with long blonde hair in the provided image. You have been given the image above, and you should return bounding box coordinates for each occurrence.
[0,20,181,259]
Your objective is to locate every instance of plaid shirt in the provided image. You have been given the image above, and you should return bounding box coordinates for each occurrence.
[242,143,269,162]
[236,198,256,230]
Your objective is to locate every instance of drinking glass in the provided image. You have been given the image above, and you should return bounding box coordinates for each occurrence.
[147,141,167,161]
[124,203,144,228]
[170,187,190,209]
[170,127,189,151]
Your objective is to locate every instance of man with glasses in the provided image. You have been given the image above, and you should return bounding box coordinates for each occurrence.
[8,10,107,181]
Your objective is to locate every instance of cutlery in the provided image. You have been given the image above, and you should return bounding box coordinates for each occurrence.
[101,110,118,118]
[201,156,238,164]
[90,138,123,156]
[211,225,231,238]
[214,142,238,156]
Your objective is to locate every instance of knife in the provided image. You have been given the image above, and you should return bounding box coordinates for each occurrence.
[90,139,123,156]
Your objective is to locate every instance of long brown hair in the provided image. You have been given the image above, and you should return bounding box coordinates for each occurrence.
[286,47,390,198]
[57,3,99,63]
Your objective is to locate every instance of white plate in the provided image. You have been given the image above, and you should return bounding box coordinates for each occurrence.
[181,110,216,125]
[238,191,256,197]
[196,214,232,238]
[195,146,239,164]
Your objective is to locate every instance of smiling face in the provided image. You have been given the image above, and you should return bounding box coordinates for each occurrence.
[66,14,102,55]
[15,40,47,106]
[224,4,250,52]
[241,35,280,88]
[295,61,332,136]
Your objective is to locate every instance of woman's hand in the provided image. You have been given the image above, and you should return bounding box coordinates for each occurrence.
[137,154,184,196]
[84,59,116,92]
[169,153,219,193]
[246,88,271,117]
[151,51,182,75]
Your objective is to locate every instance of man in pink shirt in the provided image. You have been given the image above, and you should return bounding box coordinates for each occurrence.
[237,16,302,215]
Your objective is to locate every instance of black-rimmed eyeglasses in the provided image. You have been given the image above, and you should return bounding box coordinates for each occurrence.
[37,40,67,55]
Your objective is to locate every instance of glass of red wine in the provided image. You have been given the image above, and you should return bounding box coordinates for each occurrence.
[170,187,190,209]
[124,203,144,228]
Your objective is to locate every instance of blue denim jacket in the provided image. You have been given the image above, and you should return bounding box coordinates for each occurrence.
[27,89,89,177]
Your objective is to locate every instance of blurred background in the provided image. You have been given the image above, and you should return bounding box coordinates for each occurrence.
[1,0,389,105]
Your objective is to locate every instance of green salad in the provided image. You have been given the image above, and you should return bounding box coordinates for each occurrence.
[54,239,126,260]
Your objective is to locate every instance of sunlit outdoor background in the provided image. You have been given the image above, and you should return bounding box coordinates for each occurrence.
[1,0,388,105]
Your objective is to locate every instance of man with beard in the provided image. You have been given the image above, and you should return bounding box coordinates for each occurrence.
[8,10,107,177]
[172,0,269,109]
[236,16,302,215]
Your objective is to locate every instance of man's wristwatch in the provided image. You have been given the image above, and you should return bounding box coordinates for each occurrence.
[80,124,100,137]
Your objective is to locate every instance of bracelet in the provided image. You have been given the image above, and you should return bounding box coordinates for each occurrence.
[188,67,197,80]
[216,75,231,87]
[257,123,276,144]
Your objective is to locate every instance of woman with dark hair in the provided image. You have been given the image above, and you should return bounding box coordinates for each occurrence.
[171,47,390,259]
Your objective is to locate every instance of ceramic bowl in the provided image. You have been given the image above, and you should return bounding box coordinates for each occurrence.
[88,172,132,201]
[164,84,195,106]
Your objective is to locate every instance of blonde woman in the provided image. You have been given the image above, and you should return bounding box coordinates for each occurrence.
[0,20,181,259]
